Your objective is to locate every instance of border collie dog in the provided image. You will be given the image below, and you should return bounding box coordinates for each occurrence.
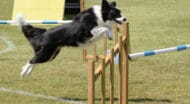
[16,0,126,79]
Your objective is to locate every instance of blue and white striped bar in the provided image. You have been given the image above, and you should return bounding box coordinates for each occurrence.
[0,20,72,24]
[129,44,190,59]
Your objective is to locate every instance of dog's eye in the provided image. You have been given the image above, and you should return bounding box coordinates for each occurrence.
[115,12,121,17]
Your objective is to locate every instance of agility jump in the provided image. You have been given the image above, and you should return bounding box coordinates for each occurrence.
[84,22,129,104]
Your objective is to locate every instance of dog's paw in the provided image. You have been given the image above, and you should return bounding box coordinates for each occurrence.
[106,31,113,40]
[20,67,33,79]
[20,66,28,79]
[20,61,34,79]
[105,27,113,40]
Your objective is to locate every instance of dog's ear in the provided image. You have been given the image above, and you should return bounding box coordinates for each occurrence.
[102,0,110,9]
[109,1,116,7]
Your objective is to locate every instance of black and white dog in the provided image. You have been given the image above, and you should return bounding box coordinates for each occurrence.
[16,0,126,79]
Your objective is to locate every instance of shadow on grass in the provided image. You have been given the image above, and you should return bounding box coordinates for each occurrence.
[60,97,118,101]
[129,98,172,103]
[60,97,172,103]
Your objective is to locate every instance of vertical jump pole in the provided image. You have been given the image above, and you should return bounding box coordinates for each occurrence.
[88,60,95,104]
[118,36,123,104]
[110,48,114,104]
[80,0,85,11]
[83,50,87,61]
[101,59,106,104]
[81,0,87,61]
[113,23,119,45]
[93,45,97,59]
[126,22,130,54]
[104,37,108,58]
[121,22,129,104]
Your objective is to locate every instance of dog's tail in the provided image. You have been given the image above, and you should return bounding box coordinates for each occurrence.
[16,14,29,29]
[16,14,47,39]
[16,14,47,52]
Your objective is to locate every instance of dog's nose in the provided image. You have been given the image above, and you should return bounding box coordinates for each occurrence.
[123,18,127,22]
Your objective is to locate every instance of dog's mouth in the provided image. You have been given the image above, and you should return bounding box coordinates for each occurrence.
[114,17,127,24]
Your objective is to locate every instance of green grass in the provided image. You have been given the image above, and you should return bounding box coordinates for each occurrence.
[1,0,190,104]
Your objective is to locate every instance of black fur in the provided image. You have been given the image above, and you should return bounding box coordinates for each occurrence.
[21,8,99,64]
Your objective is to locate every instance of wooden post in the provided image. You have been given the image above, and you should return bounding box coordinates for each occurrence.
[81,0,85,61]
[121,22,129,104]
[82,49,87,61]
[104,37,107,58]
[118,36,123,104]
[93,45,97,60]
[110,48,114,104]
[80,0,85,11]
[113,23,118,45]
[88,61,95,104]
[125,22,130,54]
[101,59,105,104]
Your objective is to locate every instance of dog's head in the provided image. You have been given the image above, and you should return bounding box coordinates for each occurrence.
[102,0,126,24]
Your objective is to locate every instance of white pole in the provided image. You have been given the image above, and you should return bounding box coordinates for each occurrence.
[0,20,72,24]
[129,44,190,59]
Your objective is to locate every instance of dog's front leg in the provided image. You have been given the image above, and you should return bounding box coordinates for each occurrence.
[90,26,113,40]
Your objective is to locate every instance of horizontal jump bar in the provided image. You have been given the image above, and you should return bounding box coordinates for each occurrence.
[0,20,72,24]
[128,44,190,59]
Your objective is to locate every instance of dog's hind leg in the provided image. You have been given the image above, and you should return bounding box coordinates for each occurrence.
[20,45,60,79]
[22,47,60,78]
[49,46,61,61]
[20,61,35,79]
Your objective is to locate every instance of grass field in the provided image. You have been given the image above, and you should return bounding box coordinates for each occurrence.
[1,0,190,104]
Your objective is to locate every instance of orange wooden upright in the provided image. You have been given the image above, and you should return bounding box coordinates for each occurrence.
[88,61,95,104]
[87,22,129,104]
[121,22,129,104]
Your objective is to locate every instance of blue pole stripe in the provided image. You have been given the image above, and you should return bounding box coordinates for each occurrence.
[42,20,58,24]
[144,50,155,56]
[0,20,8,24]
[176,45,187,51]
